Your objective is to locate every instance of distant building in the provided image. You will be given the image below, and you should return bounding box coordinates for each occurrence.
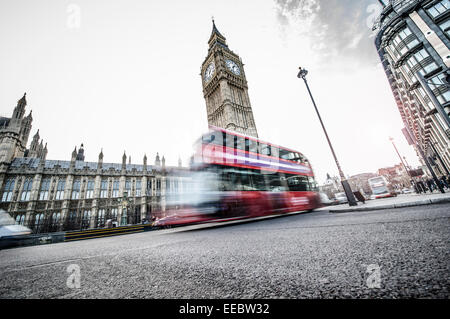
[374,0,450,177]
[348,172,378,195]
[377,164,411,190]
[319,173,342,199]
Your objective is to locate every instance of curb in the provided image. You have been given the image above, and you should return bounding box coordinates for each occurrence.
[326,197,450,213]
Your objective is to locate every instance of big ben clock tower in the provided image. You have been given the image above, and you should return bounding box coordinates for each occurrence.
[201,20,258,138]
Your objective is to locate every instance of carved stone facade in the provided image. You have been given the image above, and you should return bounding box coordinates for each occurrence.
[201,21,259,137]
[0,93,47,164]
[0,94,188,233]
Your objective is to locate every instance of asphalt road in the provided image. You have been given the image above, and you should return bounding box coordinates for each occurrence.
[0,203,449,299]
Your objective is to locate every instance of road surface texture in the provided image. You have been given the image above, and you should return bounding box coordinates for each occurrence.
[0,203,449,299]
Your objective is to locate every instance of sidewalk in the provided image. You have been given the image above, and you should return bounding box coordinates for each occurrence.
[319,191,450,213]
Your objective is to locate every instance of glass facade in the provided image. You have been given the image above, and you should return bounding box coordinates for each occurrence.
[375,0,450,176]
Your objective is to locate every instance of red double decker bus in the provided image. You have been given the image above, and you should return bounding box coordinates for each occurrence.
[153,126,322,227]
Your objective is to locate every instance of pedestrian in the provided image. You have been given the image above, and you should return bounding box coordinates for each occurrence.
[353,191,365,204]
[412,181,420,194]
[418,180,427,193]
[439,176,448,188]
[443,176,450,189]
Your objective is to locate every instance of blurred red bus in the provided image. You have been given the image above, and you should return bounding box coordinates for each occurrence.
[153,126,322,227]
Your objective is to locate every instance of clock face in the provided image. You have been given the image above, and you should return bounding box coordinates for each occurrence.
[204,62,215,82]
[226,59,241,75]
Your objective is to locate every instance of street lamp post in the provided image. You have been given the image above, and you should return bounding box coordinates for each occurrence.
[297,67,357,206]
[389,137,416,192]
[389,137,413,178]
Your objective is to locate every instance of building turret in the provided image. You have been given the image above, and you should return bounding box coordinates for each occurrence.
[71,146,77,161]
[76,143,85,161]
[97,148,103,173]
[162,155,166,170]
[42,143,47,160]
[12,93,27,120]
[30,130,40,152]
[143,154,147,172]
[38,139,44,156]
[155,153,161,166]
[122,151,127,170]
[20,110,33,145]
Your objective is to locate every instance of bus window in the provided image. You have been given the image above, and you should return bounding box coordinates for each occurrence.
[252,172,267,191]
[204,131,223,146]
[279,149,293,160]
[260,143,271,156]
[297,154,306,164]
[236,136,245,151]
[308,176,318,191]
[249,139,258,154]
[245,138,250,152]
[271,146,279,159]
[240,168,253,190]
[285,175,309,191]
[226,133,234,149]
[220,132,226,147]
[266,173,287,191]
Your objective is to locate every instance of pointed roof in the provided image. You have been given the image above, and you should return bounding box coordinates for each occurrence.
[72,146,77,159]
[208,19,228,49]
[18,92,27,106]
[211,19,224,38]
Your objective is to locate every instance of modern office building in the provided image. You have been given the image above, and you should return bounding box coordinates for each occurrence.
[374,0,450,176]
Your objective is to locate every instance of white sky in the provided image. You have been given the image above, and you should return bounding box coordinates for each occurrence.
[0,0,421,183]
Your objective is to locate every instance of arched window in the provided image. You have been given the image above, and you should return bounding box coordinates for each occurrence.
[85,179,94,199]
[111,208,118,220]
[136,179,142,197]
[97,209,105,227]
[39,178,51,200]
[100,179,108,198]
[71,179,81,199]
[20,178,33,201]
[81,210,91,229]
[112,180,119,198]
[15,214,25,225]
[34,213,45,233]
[55,179,65,200]
[1,178,15,202]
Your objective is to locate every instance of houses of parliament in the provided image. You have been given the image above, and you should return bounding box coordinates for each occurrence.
[0,21,259,233]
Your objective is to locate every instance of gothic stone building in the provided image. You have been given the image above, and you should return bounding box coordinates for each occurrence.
[201,21,259,138]
[0,94,188,233]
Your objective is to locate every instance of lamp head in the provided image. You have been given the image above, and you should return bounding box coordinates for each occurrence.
[297,67,308,79]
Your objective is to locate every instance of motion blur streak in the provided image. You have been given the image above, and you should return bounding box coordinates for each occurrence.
[152,126,322,227]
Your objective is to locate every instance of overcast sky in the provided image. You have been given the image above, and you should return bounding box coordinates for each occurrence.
[0,0,421,183]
